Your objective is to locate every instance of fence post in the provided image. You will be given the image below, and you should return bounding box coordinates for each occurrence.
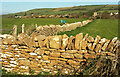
[13,25,17,36]
[22,24,25,33]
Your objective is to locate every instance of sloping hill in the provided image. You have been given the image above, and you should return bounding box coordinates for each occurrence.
[3,5,118,16]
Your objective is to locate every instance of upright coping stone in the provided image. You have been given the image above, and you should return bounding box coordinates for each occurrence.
[13,25,17,36]
[22,24,25,33]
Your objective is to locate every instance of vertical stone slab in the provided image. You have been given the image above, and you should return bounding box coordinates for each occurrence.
[80,33,88,50]
[61,34,69,49]
[108,37,118,49]
[81,40,87,50]
[13,25,17,36]
[22,24,25,33]
[95,44,101,53]
[91,35,101,51]
[102,39,110,51]
[66,36,75,50]
[75,33,83,50]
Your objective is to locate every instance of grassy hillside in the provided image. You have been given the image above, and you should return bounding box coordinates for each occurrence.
[58,19,118,39]
[3,5,118,16]
[2,18,85,34]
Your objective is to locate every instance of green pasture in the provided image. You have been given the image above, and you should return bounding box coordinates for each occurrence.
[2,18,85,34]
[58,19,118,39]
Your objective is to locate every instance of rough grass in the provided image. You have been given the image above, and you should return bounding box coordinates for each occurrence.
[2,18,85,34]
[58,19,118,39]
[4,5,118,16]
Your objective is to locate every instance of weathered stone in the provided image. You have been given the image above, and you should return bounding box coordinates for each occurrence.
[73,59,86,62]
[78,50,88,54]
[75,33,83,50]
[88,51,95,54]
[58,50,65,53]
[61,53,74,59]
[56,60,66,65]
[91,43,96,51]
[18,33,30,46]
[67,60,80,66]
[38,40,44,48]
[99,38,107,46]
[84,54,96,59]
[49,60,56,66]
[34,35,46,41]
[61,68,72,75]
[102,39,110,51]
[43,36,51,49]
[74,54,83,59]
[50,51,60,57]
[58,58,68,61]
[19,60,30,66]
[81,40,87,50]
[41,62,46,66]
[87,43,92,50]
[49,57,59,60]
[44,51,50,55]
[87,36,94,42]
[49,35,62,49]
[83,33,88,41]
[66,50,78,54]
[94,35,101,43]
[108,37,118,49]
[61,34,69,49]
[95,44,101,53]
[66,36,75,50]
[42,55,49,60]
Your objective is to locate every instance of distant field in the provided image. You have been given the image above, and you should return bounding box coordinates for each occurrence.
[4,5,118,16]
[58,19,118,39]
[2,18,85,34]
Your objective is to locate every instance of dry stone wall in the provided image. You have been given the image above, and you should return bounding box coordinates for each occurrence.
[0,33,119,75]
[32,20,92,36]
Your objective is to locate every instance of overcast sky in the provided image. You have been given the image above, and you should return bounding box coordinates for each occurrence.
[0,0,119,2]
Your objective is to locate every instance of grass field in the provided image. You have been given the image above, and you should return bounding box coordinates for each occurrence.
[2,18,85,34]
[58,19,118,39]
[3,5,118,16]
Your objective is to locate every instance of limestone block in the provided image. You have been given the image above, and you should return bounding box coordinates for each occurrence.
[95,44,101,53]
[66,50,78,54]
[61,53,74,59]
[50,51,60,57]
[81,40,87,50]
[49,57,59,60]
[108,37,118,49]
[74,54,83,59]
[66,36,75,50]
[87,36,94,42]
[61,68,71,75]
[99,38,107,46]
[78,50,88,54]
[87,43,92,50]
[67,60,80,66]
[58,58,68,61]
[44,36,51,49]
[42,55,49,60]
[61,34,69,49]
[49,35,62,49]
[44,51,50,55]
[102,40,110,51]
[94,35,101,43]
[83,33,88,41]
[75,33,83,50]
